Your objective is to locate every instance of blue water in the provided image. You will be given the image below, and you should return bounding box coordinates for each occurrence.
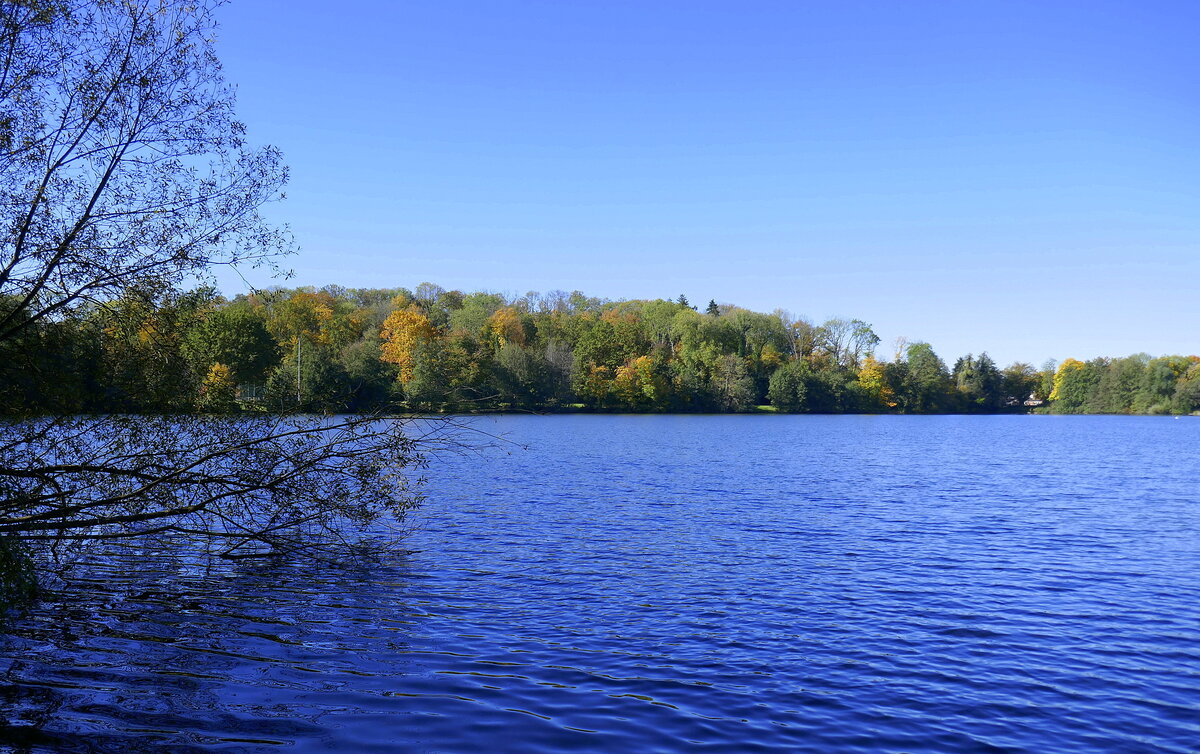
[2,415,1199,752]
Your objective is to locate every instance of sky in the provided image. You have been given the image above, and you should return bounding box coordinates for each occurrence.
[212,0,1199,367]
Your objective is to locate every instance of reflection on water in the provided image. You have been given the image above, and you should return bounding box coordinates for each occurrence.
[3,415,1200,752]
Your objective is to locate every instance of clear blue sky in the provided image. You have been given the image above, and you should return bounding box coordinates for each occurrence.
[213,0,1199,367]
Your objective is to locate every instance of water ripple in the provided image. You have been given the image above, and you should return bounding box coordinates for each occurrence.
[3,415,1199,752]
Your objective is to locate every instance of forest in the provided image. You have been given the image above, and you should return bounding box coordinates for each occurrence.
[4,282,1196,417]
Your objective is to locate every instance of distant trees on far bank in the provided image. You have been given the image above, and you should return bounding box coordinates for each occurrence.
[5,282,1197,416]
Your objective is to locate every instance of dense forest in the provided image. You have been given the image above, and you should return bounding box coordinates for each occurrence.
[3,283,1197,416]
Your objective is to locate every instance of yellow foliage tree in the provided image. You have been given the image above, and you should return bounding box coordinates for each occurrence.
[614,355,669,409]
[1049,358,1085,401]
[857,355,896,408]
[380,306,438,384]
[487,307,527,347]
[267,291,335,347]
[136,320,163,346]
[199,362,238,412]
[760,343,784,371]
[578,364,613,404]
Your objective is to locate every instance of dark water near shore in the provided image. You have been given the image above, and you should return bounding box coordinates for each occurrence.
[3,415,1200,753]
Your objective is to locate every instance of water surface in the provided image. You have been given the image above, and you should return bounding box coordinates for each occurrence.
[2,415,1199,752]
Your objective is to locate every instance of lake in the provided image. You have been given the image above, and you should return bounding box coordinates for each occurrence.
[2,415,1199,752]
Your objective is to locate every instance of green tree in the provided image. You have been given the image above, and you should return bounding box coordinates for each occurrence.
[899,342,951,413]
[0,304,99,412]
[183,304,279,386]
[1134,356,1192,414]
[817,318,880,370]
[571,311,649,403]
[1000,362,1039,405]
[91,286,210,411]
[1086,355,1147,414]
[449,292,506,336]
[1038,360,1058,405]
[711,355,755,411]
[265,339,353,412]
[493,343,548,407]
[1173,361,1200,414]
[403,333,489,409]
[640,299,689,350]
[1049,358,1101,413]
[953,352,1003,411]
[542,341,576,404]
[340,335,396,410]
[806,360,850,412]
[768,359,810,411]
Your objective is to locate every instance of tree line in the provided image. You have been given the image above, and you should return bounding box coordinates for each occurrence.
[6,282,1197,416]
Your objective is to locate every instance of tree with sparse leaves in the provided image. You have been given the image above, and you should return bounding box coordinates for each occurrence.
[0,0,437,573]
